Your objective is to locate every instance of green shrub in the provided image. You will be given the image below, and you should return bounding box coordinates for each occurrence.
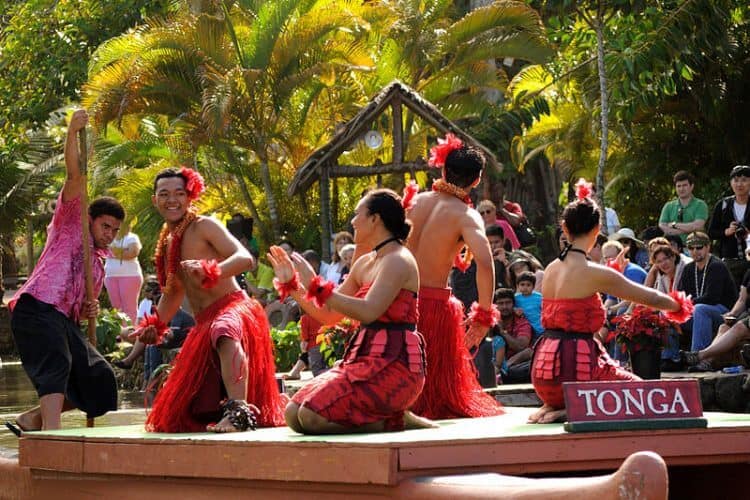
[271,321,301,372]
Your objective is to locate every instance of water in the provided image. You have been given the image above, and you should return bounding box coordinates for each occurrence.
[0,361,147,458]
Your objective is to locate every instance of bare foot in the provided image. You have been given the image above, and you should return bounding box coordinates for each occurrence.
[206,414,241,433]
[404,410,439,430]
[527,404,566,424]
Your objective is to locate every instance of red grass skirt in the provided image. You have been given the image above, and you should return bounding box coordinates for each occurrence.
[531,330,641,409]
[410,287,503,419]
[146,291,286,432]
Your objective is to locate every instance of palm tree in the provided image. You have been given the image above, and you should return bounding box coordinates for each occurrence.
[83,0,374,240]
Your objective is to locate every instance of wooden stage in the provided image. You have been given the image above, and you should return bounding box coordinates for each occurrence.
[2,407,749,499]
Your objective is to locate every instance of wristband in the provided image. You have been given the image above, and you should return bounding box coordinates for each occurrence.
[664,290,695,324]
[273,272,301,302]
[305,275,335,308]
[137,312,170,345]
[200,259,222,288]
[468,302,500,328]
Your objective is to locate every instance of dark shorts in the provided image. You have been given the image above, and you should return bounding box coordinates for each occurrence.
[10,294,118,418]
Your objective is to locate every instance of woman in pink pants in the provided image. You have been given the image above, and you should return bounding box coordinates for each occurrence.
[104,229,143,324]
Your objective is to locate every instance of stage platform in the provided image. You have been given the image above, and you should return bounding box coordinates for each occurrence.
[3,407,749,499]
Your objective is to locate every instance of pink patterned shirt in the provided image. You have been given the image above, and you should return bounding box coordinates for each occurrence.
[10,192,110,323]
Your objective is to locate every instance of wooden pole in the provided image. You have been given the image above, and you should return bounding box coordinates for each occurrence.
[78,127,96,429]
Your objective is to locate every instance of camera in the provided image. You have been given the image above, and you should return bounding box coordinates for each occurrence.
[736,223,748,241]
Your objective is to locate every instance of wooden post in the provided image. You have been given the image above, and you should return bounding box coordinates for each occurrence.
[78,127,96,428]
[392,97,403,167]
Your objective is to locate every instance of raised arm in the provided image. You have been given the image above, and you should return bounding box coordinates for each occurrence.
[62,110,88,202]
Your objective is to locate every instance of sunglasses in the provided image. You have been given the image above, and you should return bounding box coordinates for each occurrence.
[479,210,493,215]
[677,207,684,222]
[687,245,705,251]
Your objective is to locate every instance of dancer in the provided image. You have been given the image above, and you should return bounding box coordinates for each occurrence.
[268,189,432,434]
[405,133,503,419]
[529,179,693,423]
[8,109,121,431]
[134,167,285,433]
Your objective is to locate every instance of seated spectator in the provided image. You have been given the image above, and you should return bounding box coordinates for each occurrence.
[486,224,509,289]
[507,251,544,292]
[677,232,738,354]
[477,199,520,249]
[246,248,276,305]
[610,228,650,270]
[665,234,686,256]
[588,233,609,264]
[338,243,355,284]
[602,240,647,316]
[556,226,568,253]
[488,288,533,384]
[143,307,195,383]
[514,271,543,337]
[320,231,354,283]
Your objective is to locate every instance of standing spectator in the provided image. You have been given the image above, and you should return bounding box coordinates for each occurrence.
[338,243,355,284]
[320,231,354,283]
[591,186,621,235]
[659,171,708,244]
[678,232,737,352]
[450,224,508,310]
[497,196,525,229]
[477,200,520,249]
[227,213,259,254]
[104,225,143,324]
[708,165,750,287]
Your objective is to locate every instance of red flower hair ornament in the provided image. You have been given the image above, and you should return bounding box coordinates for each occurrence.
[402,180,420,210]
[575,178,592,200]
[428,133,463,168]
[180,167,206,202]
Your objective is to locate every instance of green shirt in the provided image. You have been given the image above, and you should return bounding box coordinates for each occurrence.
[659,196,708,241]
[246,261,276,299]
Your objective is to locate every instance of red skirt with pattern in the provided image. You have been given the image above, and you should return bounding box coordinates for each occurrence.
[292,324,425,428]
[531,329,641,409]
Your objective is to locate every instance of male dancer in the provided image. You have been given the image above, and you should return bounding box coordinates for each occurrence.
[406,134,503,419]
[135,168,285,432]
[9,110,121,431]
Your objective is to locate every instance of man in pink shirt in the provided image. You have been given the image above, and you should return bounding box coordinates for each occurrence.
[9,110,124,432]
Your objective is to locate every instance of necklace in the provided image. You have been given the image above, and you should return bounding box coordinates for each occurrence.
[559,244,589,261]
[154,207,198,295]
[694,256,710,297]
[432,179,473,207]
[373,236,400,253]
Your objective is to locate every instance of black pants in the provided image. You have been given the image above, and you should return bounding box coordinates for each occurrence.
[11,294,118,418]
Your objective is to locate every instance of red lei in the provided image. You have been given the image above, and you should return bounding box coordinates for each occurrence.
[154,208,198,295]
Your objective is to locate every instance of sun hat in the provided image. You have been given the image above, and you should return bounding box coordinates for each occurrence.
[609,228,644,247]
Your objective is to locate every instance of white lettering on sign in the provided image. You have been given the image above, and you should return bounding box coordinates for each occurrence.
[575,387,692,418]
[622,388,645,415]
[597,390,622,416]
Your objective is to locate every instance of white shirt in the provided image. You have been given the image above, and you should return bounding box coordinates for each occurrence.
[320,261,345,284]
[734,202,747,223]
[136,298,152,323]
[605,207,621,235]
[104,233,143,277]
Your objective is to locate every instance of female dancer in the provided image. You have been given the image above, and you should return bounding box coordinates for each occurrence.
[530,180,692,423]
[268,189,433,433]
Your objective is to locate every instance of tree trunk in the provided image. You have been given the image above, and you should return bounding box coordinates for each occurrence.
[594,11,610,234]
[259,155,281,240]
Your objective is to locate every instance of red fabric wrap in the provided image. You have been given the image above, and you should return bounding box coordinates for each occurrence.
[200,259,222,289]
[305,275,335,308]
[138,313,170,345]
[468,302,500,328]
[273,272,300,302]
[146,291,286,432]
[292,287,425,428]
[665,290,694,324]
[532,331,640,409]
[411,286,503,419]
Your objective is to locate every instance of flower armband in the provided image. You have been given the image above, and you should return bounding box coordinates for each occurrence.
[468,302,501,328]
[273,272,301,302]
[305,275,335,308]
[200,259,222,289]
[665,290,695,324]
[137,313,170,345]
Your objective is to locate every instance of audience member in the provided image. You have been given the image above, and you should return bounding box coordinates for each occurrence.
[450,224,509,310]
[610,228,650,270]
[515,271,543,337]
[591,186,621,235]
[320,231,354,283]
[602,240,647,316]
[677,232,737,352]
[246,248,276,305]
[589,233,608,264]
[489,288,532,384]
[497,196,526,229]
[659,171,708,243]
[507,251,544,292]
[143,307,195,383]
[477,199,520,249]
[708,165,750,287]
[338,243,355,283]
